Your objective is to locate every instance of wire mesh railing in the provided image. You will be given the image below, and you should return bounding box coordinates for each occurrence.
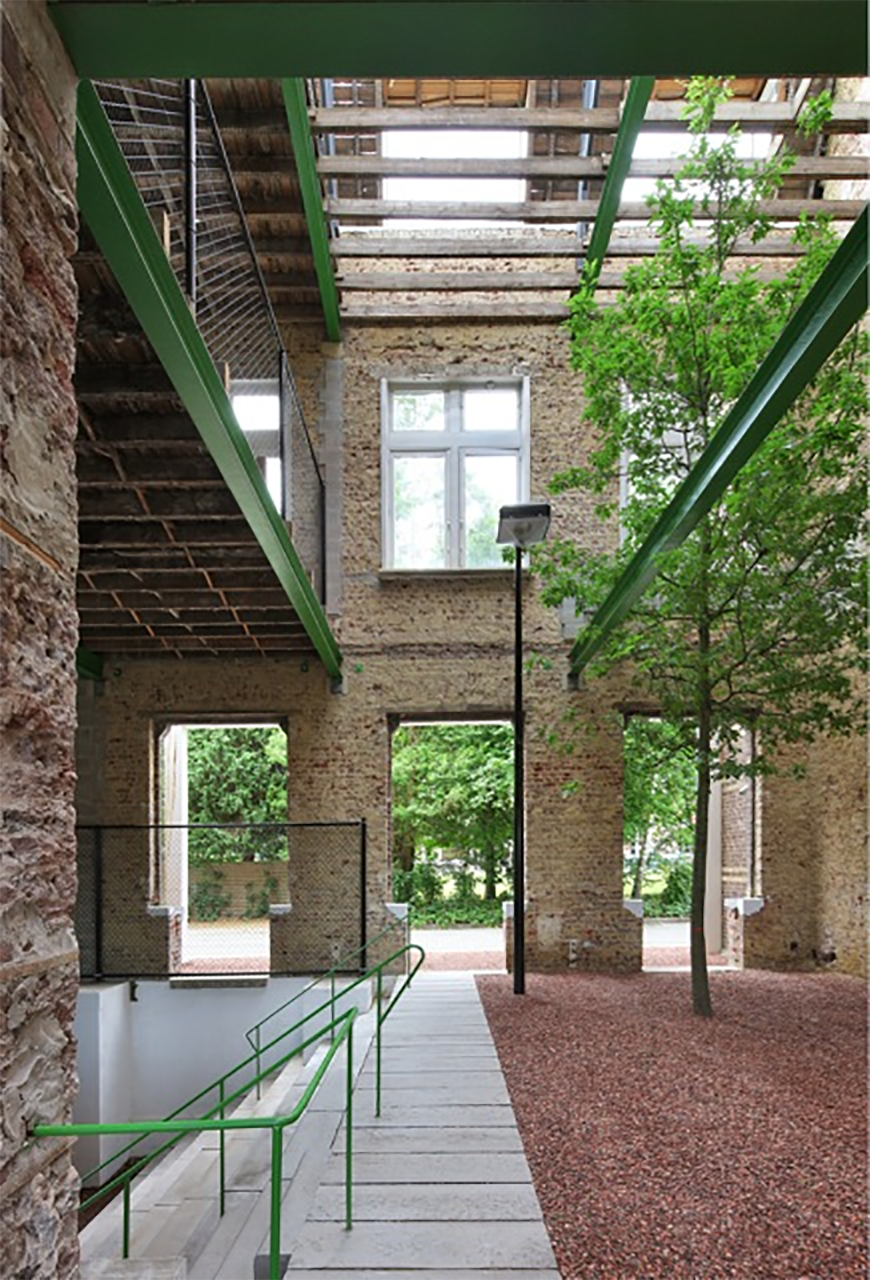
[91,78,324,596]
[75,821,366,979]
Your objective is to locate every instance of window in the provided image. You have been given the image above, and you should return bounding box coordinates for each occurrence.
[382,378,529,569]
[231,379,284,513]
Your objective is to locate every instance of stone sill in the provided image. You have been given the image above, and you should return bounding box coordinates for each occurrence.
[378,568,519,584]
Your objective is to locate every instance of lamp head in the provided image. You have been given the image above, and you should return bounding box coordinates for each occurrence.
[497,502,551,549]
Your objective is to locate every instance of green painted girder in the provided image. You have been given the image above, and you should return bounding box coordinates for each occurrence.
[49,3,868,79]
[281,79,341,343]
[76,646,104,681]
[569,203,869,675]
[76,80,342,681]
[583,77,655,283]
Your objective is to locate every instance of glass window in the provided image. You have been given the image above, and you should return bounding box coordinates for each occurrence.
[383,379,528,570]
[463,453,518,568]
[392,455,447,569]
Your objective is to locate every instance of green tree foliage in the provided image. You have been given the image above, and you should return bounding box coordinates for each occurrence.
[186,726,289,863]
[536,80,867,1016]
[623,717,695,899]
[391,723,513,902]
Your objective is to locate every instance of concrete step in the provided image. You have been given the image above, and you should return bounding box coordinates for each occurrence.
[81,1261,186,1279]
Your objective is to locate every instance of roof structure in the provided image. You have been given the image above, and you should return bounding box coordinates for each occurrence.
[50,4,868,669]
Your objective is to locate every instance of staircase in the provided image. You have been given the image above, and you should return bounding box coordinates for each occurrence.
[79,998,379,1280]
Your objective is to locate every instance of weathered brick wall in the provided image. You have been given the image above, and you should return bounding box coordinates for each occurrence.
[0,4,81,1274]
[82,318,640,973]
[745,727,867,976]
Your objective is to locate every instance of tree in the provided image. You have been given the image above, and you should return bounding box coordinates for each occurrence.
[391,723,514,900]
[186,726,289,863]
[623,717,695,899]
[535,79,867,1016]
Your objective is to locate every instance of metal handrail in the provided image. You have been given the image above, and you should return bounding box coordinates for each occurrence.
[35,1008,358,1280]
[51,941,422,1255]
[246,914,407,1094]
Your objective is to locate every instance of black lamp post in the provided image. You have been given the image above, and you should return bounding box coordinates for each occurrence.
[497,502,551,995]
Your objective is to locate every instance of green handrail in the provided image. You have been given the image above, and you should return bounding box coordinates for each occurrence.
[35,1007,357,1280]
[61,943,423,1252]
[246,914,409,1095]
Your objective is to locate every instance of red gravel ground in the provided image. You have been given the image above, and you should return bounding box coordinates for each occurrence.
[477,970,867,1280]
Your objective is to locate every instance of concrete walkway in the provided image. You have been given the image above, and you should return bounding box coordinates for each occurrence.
[282,970,560,1278]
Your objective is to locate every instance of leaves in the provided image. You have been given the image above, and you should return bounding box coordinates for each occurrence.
[392,723,513,899]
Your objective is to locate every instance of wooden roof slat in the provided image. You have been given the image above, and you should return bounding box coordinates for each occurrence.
[327,197,866,222]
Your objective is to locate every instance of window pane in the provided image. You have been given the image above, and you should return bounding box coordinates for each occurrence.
[393,456,446,568]
[464,454,518,568]
[392,390,445,433]
[463,388,518,432]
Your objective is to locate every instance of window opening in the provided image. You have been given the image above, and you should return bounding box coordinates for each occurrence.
[390,719,513,963]
[157,721,288,972]
[383,378,529,569]
[230,379,284,512]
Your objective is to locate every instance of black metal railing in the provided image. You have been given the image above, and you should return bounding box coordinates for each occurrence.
[91,78,325,599]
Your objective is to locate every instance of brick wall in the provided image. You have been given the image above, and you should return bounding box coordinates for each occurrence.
[78,318,641,974]
[745,727,867,977]
[0,4,81,1274]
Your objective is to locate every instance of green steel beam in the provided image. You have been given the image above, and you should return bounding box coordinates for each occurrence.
[584,77,655,282]
[76,646,104,681]
[569,203,869,675]
[76,80,342,681]
[49,3,868,79]
[281,79,341,343]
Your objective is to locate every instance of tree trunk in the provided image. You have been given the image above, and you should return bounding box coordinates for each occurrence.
[691,693,714,1018]
[630,831,650,899]
[484,851,497,901]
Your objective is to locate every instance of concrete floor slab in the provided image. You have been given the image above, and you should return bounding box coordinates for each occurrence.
[331,1125,524,1155]
[287,1220,557,1271]
[312,1181,543,1222]
[320,1151,532,1185]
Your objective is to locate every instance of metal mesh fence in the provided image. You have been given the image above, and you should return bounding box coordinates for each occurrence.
[75,822,365,979]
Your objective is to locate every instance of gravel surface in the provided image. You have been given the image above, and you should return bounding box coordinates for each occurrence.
[477,970,867,1279]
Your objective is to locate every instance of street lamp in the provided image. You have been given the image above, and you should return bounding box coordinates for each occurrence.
[497,502,551,994]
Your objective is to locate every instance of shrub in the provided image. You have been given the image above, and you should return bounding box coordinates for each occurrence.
[189,866,231,921]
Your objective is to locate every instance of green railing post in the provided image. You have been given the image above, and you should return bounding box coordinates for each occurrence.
[331,973,336,1032]
[345,1018,353,1230]
[122,1178,131,1258]
[269,1125,283,1280]
[219,1080,226,1217]
[375,969,383,1119]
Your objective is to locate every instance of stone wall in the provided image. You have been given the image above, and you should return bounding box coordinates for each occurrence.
[0,4,81,1275]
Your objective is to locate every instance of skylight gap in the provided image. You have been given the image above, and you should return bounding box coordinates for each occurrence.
[381,128,527,228]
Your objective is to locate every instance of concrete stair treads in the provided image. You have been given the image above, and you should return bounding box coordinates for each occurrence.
[80,1000,379,1278]
[251,971,559,1278]
[81,1261,187,1279]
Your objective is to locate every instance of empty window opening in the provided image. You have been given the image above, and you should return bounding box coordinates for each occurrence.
[230,380,284,512]
[158,722,288,972]
[390,720,513,967]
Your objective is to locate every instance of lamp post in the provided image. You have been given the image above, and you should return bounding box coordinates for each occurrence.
[497,502,551,995]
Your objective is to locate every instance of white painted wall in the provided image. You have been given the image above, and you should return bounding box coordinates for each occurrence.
[74,975,373,1183]
[73,984,134,1179]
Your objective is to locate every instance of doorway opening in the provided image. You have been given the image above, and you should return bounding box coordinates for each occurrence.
[390,718,512,971]
[157,721,288,972]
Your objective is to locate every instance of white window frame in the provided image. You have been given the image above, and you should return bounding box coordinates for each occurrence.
[381,376,530,570]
